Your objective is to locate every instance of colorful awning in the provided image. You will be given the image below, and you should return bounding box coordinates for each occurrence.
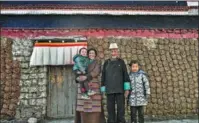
[30,42,87,66]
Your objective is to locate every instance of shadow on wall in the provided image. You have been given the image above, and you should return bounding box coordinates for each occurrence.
[0,37,21,119]
[87,37,198,119]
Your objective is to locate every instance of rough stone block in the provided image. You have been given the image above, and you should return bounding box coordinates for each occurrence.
[23,80,31,86]
[29,99,36,106]
[38,92,47,98]
[21,75,29,80]
[20,100,28,106]
[36,98,46,106]
[29,87,38,92]
[38,79,47,86]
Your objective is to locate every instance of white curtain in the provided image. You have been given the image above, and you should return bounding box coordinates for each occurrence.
[30,43,87,66]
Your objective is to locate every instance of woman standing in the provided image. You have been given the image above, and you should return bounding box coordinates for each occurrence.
[75,48,105,123]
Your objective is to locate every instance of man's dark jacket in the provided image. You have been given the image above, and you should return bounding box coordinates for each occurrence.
[101,58,130,94]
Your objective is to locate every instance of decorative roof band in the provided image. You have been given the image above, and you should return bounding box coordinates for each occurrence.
[1,10,190,15]
[1,29,198,39]
[1,4,189,11]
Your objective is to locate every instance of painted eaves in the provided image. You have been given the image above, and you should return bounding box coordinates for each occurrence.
[1,1,198,16]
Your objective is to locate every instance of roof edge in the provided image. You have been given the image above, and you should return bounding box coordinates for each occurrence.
[2,9,198,16]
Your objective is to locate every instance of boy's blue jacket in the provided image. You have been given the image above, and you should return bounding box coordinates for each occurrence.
[128,69,150,106]
[72,54,89,72]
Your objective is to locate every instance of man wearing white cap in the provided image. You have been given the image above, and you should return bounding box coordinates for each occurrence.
[101,43,131,123]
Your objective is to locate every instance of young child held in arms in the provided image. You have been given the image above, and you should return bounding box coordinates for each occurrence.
[128,60,150,123]
[73,48,96,100]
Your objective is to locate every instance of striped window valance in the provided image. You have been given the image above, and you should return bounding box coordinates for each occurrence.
[30,41,87,66]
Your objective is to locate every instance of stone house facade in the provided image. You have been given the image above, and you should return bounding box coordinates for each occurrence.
[0,1,198,121]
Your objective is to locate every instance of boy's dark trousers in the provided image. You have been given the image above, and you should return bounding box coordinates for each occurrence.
[80,80,89,93]
[130,106,144,123]
[107,93,125,123]
[74,71,89,93]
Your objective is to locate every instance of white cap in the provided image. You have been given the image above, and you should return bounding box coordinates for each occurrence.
[109,43,118,49]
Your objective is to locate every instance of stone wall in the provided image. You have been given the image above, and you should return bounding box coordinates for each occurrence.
[1,36,198,121]
[87,37,198,119]
[11,39,47,119]
[0,38,21,119]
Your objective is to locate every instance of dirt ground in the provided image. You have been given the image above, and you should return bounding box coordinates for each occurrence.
[46,119,198,123]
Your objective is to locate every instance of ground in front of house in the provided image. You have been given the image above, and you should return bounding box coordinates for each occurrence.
[0,119,198,123]
[45,119,198,123]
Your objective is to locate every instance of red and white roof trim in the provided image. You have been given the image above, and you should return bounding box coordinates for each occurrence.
[1,2,198,16]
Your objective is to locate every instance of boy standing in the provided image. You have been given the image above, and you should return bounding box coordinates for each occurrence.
[128,60,150,123]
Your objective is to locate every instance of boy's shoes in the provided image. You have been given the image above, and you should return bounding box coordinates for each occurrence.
[76,77,81,82]
[82,71,86,74]
[81,93,90,100]
[76,76,87,82]
[87,90,96,96]
[76,71,82,74]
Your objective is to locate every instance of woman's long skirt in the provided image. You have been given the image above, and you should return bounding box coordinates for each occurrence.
[81,112,105,123]
[75,82,105,123]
